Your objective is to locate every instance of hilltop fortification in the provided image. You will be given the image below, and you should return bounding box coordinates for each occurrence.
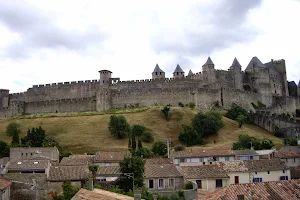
[0,57,299,118]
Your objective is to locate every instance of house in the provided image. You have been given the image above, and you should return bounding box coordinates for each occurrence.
[0,158,9,174]
[96,166,121,182]
[171,148,235,165]
[47,165,89,197]
[268,151,300,167]
[234,150,259,160]
[144,159,183,192]
[94,152,129,166]
[10,147,59,164]
[181,164,229,191]
[217,160,249,185]
[59,155,95,166]
[255,149,275,159]
[71,188,134,200]
[3,160,50,174]
[279,146,300,154]
[244,159,290,182]
[199,179,300,200]
[0,179,11,200]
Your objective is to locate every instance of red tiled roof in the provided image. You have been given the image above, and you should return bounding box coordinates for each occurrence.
[145,158,173,165]
[145,163,182,178]
[0,179,11,190]
[48,166,89,181]
[244,159,288,172]
[60,155,95,166]
[71,188,134,200]
[94,152,129,163]
[171,148,234,159]
[199,179,300,200]
[273,151,300,158]
[181,165,229,179]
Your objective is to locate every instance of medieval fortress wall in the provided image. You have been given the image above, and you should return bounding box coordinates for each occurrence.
[0,57,299,118]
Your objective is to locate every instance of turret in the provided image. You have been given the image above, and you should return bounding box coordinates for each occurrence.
[173,64,185,79]
[99,70,112,86]
[0,89,9,108]
[229,58,242,90]
[202,57,216,83]
[152,64,165,79]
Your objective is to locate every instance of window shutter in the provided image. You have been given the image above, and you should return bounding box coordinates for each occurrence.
[259,178,262,182]
[252,178,255,182]
[286,176,288,180]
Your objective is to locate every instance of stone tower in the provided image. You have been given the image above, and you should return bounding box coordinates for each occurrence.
[229,57,243,90]
[270,59,289,96]
[202,57,216,83]
[99,70,112,86]
[0,89,9,108]
[152,64,165,79]
[173,64,185,78]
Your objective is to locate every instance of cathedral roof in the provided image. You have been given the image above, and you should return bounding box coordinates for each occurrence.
[203,57,214,66]
[173,64,184,73]
[246,56,266,70]
[188,70,193,76]
[153,64,164,73]
[231,57,242,68]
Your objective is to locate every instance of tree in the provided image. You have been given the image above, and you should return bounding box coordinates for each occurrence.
[138,138,142,149]
[6,122,20,145]
[109,115,131,139]
[161,105,171,121]
[135,147,153,158]
[62,182,79,200]
[42,136,61,149]
[236,114,247,128]
[131,133,136,151]
[178,125,203,146]
[189,103,196,110]
[11,132,20,145]
[261,138,274,149]
[152,141,167,156]
[141,131,154,143]
[226,105,248,120]
[192,111,224,137]
[0,141,9,158]
[89,165,99,180]
[116,156,145,191]
[21,127,46,147]
[131,125,146,137]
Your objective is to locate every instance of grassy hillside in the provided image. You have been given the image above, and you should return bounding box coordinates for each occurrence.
[0,107,283,154]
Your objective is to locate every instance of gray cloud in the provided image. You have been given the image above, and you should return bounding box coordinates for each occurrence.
[0,1,108,58]
[152,0,262,57]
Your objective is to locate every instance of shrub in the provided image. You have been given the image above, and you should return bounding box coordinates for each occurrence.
[189,103,196,110]
[141,131,154,143]
[109,115,131,139]
[174,144,185,151]
[296,109,300,117]
[135,147,154,158]
[152,141,167,156]
[161,105,171,121]
[232,134,274,150]
[0,141,9,158]
[184,182,193,189]
[178,125,203,146]
[236,114,247,128]
[178,102,184,107]
[132,125,146,137]
[226,105,248,121]
[260,138,274,149]
[273,126,284,138]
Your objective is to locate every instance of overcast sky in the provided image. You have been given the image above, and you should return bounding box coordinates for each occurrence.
[0,0,299,93]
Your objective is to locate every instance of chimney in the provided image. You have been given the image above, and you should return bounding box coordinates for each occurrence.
[88,178,93,191]
[133,190,142,200]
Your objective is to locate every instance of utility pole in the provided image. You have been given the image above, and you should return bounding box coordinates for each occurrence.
[167,139,171,158]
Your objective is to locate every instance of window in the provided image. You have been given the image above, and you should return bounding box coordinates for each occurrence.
[267,171,270,174]
[234,176,239,184]
[255,172,257,175]
[149,180,154,189]
[249,156,254,160]
[280,176,288,180]
[196,180,202,189]
[31,153,33,156]
[283,170,285,173]
[158,179,164,188]
[203,162,205,165]
[213,157,217,161]
[199,158,204,162]
[216,179,222,188]
[105,163,111,166]
[155,72,158,75]
[294,158,296,162]
[253,178,262,182]
[169,179,174,188]
[210,162,212,165]
[225,156,230,161]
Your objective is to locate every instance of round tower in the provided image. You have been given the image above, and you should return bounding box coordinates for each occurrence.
[173,64,185,78]
[99,70,112,86]
[152,64,165,79]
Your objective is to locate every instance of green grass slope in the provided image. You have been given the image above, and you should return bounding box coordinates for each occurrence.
[0,107,283,154]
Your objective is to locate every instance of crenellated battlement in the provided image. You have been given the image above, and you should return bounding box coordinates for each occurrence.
[30,79,100,88]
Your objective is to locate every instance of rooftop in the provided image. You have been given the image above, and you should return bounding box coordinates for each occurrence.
[234,149,259,156]
[217,160,248,172]
[181,165,229,179]
[231,57,242,68]
[173,64,184,73]
[97,166,121,175]
[203,57,214,66]
[71,188,134,200]
[0,179,11,191]
[145,160,182,178]
[246,56,266,70]
[59,155,95,166]
[6,160,49,170]
[171,148,235,159]
[152,64,165,73]
[199,180,300,200]
[244,159,288,172]
[94,151,129,163]
[274,151,300,158]
[48,166,89,181]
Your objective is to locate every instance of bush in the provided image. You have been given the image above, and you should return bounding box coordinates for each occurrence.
[232,134,274,150]
[178,125,203,146]
[273,126,284,138]
[236,114,247,128]
[109,115,131,139]
[152,141,167,156]
[132,125,146,137]
[184,182,193,189]
[161,105,171,121]
[296,109,300,117]
[0,141,9,158]
[174,144,185,151]
[189,103,196,110]
[178,102,184,107]
[135,147,154,158]
[261,138,274,149]
[226,105,248,121]
[141,131,154,143]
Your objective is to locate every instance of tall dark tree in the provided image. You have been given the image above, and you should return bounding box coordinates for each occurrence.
[178,125,203,146]
[138,138,143,149]
[6,122,20,145]
[152,141,167,156]
[0,141,9,158]
[131,132,136,151]
[161,105,171,121]
[21,127,46,147]
[109,115,131,139]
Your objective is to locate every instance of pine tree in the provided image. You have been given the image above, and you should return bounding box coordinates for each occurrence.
[138,138,142,149]
[131,132,136,151]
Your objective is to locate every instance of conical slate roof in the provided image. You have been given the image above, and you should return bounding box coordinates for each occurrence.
[203,57,214,66]
[188,70,193,76]
[153,64,164,73]
[173,64,184,73]
[231,57,242,68]
[246,56,265,70]
[298,80,300,88]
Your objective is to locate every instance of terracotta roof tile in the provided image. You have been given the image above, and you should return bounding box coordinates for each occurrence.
[0,179,11,190]
[274,151,300,158]
[94,152,129,163]
[181,165,229,179]
[171,148,234,159]
[60,155,95,166]
[234,150,259,155]
[217,160,248,172]
[97,166,121,175]
[290,167,300,179]
[71,188,134,200]
[48,166,89,181]
[199,180,300,200]
[244,159,288,172]
[145,163,182,178]
[145,158,173,165]
[6,160,49,170]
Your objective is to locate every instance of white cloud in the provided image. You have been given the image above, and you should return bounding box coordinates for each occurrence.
[0,0,299,93]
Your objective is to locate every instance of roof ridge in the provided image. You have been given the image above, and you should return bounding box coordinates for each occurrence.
[203,57,214,65]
